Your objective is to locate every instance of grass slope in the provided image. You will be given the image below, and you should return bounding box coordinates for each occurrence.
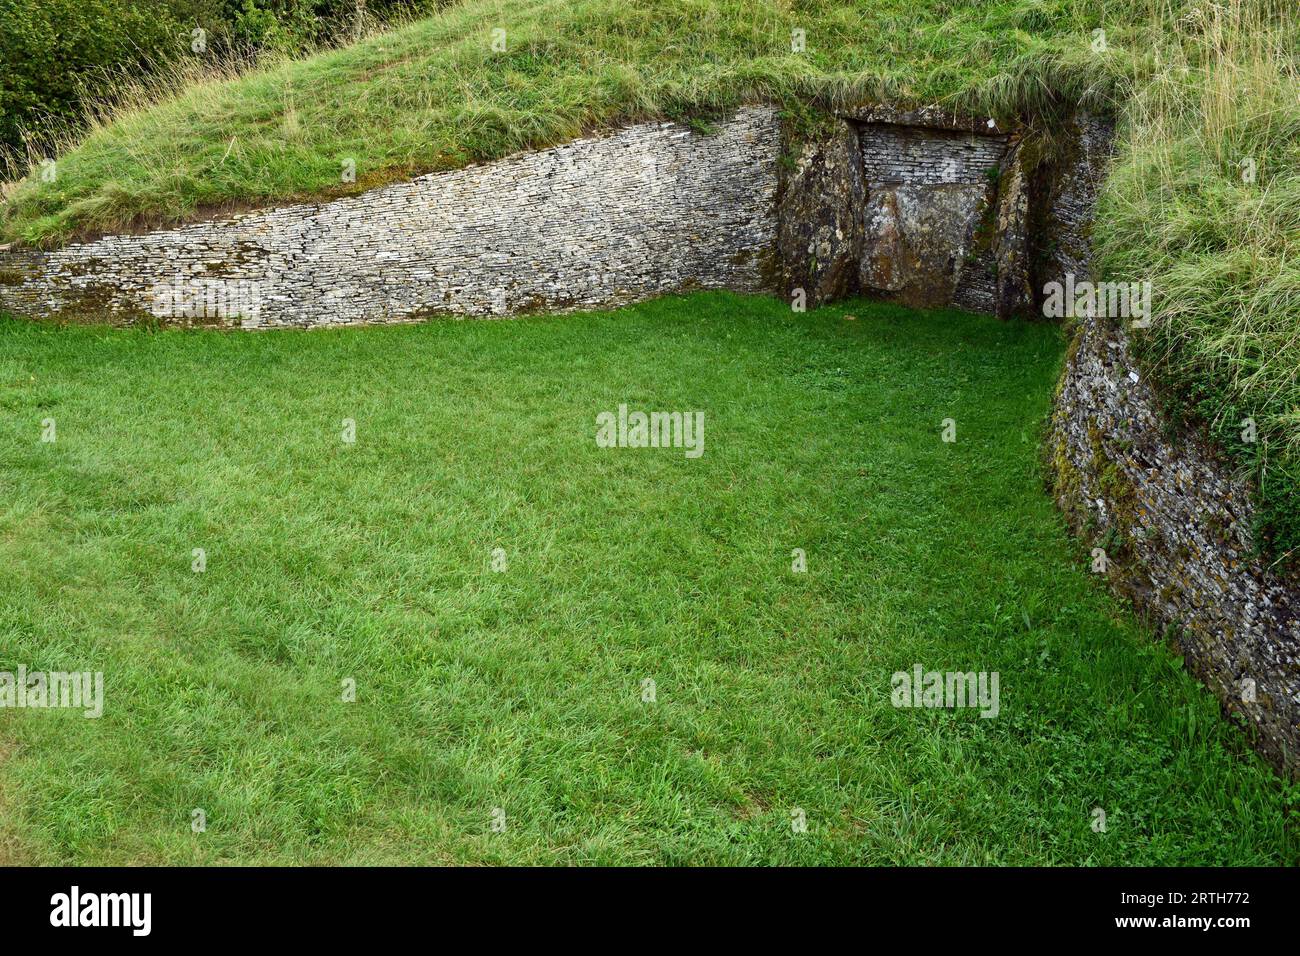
[1095,1,1300,562]
[0,0,1157,245]
[0,293,1292,865]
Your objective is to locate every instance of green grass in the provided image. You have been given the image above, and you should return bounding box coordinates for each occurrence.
[2,0,1297,561]
[1094,0,1300,563]
[0,0,1165,246]
[0,292,1292,865]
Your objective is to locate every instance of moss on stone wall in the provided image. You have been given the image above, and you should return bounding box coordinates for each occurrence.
[1049,311,1300,777]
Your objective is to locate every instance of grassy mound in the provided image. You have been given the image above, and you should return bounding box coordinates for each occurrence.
[0,0,1294,557]
[0,0,1158,246]
[1,293,1292,864]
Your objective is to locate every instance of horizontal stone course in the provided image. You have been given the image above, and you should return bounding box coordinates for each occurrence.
[858,123,1007,186]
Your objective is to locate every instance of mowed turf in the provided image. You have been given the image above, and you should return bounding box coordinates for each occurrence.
[0,292,1292,865]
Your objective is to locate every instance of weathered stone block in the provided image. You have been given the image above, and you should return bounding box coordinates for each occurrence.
[858,183,988,308]
[990,141,1034,318]
[775,120,864,306]
[854,121,1010,314]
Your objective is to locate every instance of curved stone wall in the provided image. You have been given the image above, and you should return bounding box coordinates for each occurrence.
[1033,110,1299,775]
[1050,314,1300,773]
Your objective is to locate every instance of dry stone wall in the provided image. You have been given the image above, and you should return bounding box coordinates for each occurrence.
[1030,112,1116,298]
[0,107,781,328]
[857,123,1006,185]
[1,105,1045,327]
[1050,314,1300,773]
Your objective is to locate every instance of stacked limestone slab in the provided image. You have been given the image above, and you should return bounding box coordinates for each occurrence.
[0,107,782,328]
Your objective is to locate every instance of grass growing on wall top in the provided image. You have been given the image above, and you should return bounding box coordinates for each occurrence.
[0,0,1174,246]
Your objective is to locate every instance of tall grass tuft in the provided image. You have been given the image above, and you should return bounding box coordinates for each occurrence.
[1095,0,1300,562]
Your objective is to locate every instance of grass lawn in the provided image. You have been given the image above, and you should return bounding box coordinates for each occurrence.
[0,291,1292,865]
[5,1,1297,562]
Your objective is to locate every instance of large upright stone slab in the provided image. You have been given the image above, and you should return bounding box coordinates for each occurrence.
[775,120,864,307]
[854,121,1010,313]
[858,183,989,308]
